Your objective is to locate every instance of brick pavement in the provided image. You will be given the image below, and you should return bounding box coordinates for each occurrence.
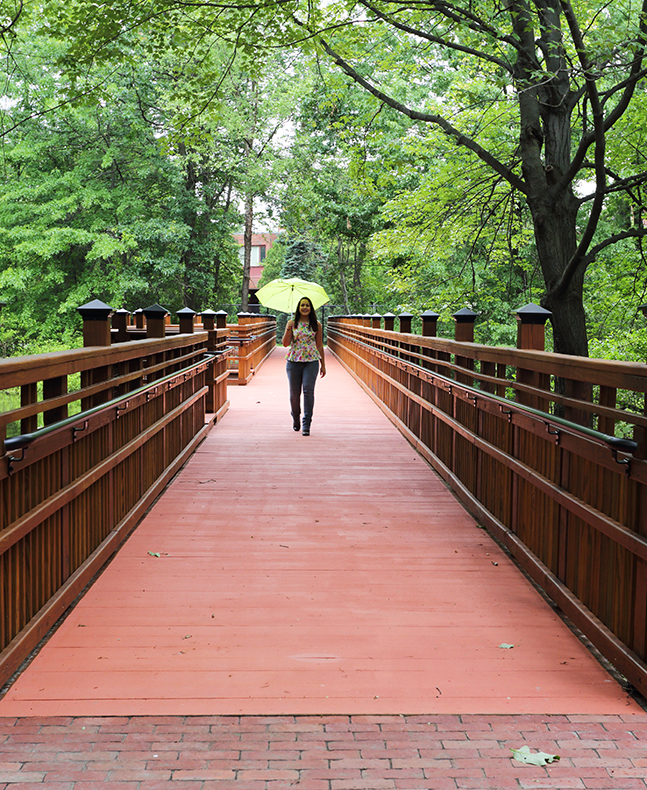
[1,713,647,789]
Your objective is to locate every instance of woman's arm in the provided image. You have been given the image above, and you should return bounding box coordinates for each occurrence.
[282,319,294,347]
[316,322,326,377]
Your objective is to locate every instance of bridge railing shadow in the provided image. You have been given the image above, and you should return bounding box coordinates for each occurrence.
[328,308,647,699]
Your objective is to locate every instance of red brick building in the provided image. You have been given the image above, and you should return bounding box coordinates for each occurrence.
[233,232,279,297]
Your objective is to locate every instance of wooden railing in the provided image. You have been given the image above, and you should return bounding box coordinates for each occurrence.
[226,314,277,385]
[328,311,647,697]
[0,308,231,687]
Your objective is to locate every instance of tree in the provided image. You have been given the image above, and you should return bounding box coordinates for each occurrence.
[12,0,647,354]
[300,0,647,355]
[61,0,647,355]
[0,13,244,352]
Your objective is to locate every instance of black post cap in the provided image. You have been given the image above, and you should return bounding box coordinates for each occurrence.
[77,299,114,320]
[452,307,478,323]
[515,303,552,324]
[142,303,169,318]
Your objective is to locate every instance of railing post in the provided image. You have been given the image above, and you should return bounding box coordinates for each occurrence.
[421,310,439,371]
[453,308,477,385]
[143,303,169,338]
[635,304,647,660]
[201,309,216,331]
[399,312,413,363]
[215,310,228,329]
[77,299,114,409]
[371,313,382,329]
[383,312,395,331]
[112,308,131,343]
[78,299,114,347]
[142,304,169,385]
[636,303,647,459]
[237,312,252,384]
[133,308,145,329]
[177,307,196,335]
[515,303,552,410]
[398,312,412,334]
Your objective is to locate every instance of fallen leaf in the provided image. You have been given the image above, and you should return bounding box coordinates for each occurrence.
[147,551,161,557]
[511,745,560,766]
[499,643,515,649]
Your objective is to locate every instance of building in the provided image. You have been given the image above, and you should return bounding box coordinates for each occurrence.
[233,232,279,306]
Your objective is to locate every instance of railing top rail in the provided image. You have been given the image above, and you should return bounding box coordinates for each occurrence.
[335,322,647,391]
[0,332,209,390]
[341,327,638,456]
[3,352,215,454]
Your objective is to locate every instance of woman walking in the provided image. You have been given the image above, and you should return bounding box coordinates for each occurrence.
[282,297,326,435]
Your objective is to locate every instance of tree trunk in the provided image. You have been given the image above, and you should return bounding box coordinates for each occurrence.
[513,0,589,356]
[531,196,589,356]
[338,237,350,313]
[241,190,253,312]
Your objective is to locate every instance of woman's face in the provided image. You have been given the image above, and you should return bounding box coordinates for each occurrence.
[298,299,311,316]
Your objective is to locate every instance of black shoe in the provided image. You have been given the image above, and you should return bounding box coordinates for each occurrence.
[302,428,310,436]
[293,423,300,431]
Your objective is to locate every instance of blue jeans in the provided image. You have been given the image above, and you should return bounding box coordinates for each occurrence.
[286,360,319,429]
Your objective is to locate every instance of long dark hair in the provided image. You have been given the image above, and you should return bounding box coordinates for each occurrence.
[293,297,319,332]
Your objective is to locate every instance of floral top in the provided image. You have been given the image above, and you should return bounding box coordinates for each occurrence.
[286,322,321,362]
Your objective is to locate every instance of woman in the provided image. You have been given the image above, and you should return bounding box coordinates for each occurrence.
[282,297,326,435]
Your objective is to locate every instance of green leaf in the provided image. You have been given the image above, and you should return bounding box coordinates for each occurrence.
[147,551,161,557]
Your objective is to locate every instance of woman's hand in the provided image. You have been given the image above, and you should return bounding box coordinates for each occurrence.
[320,364,326,378]
[282,320,294,347]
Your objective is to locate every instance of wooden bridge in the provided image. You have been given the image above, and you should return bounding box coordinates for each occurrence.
[1,303,646,719]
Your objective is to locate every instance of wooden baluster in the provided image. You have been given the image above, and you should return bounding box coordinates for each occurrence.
[598,386,617,436]
[20,383,38,434]
[43,376,68,426]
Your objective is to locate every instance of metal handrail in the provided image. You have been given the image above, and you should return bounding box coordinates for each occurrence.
[3,353,216,453]
[331,325,638,455]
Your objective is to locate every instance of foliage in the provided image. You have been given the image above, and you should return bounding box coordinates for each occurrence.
[1,0,647,363]
[0,8,256,354]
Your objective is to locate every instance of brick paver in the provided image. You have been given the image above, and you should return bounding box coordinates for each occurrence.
[1,714,646,789]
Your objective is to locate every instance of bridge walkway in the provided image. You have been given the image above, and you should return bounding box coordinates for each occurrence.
[0,348,639,718]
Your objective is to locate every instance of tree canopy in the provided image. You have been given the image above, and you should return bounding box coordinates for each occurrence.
[1,0,647,358]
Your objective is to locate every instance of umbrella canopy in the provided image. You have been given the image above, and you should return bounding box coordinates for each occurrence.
[255,277,330,314]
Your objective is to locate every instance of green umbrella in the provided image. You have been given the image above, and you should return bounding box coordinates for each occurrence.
[255,277,330,314]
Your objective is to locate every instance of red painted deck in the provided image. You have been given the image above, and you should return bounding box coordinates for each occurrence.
[0,348,640,717]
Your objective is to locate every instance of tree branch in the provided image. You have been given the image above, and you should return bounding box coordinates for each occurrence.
[560,0,647,189]
[0,0,23,36]
[580,227,647,269]
[317,37,527,194]
[359,1,514,72]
